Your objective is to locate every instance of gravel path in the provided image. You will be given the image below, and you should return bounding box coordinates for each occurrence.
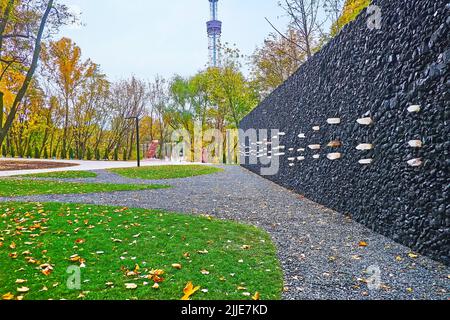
[1,166,449,300]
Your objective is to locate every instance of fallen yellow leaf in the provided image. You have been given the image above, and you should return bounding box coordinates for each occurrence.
[15,279,27,284]
[358,241,368,247]
[69,254,80,262]
[41,268,52,276]
[8,252,17,259]
[252,292,260,300]
[408,253,418,259]
[17,287,29,293]
[2,293,14,300]
[148,269,165,283]
[172,263,182,270]
[125,283,137,290]
[181,282,200,300]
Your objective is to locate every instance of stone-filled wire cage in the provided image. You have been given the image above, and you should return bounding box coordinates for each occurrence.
[239,0,450,265]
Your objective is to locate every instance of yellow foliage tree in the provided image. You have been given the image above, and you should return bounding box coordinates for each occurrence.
[330,0,371,36]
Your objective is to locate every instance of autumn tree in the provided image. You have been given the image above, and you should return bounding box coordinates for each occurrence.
[251,28,306,98]
[271,0,325,60]
[40,37,96,157]
[148,76,170,158]
[0,0,72,147]
[252,1,352,97]
[72,67,109,159]
[330,0,370,36]
[107,77,147,158]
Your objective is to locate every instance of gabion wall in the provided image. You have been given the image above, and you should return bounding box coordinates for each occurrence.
[240,0,449,264]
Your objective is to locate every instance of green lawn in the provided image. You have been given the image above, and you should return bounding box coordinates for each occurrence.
[109,165,223,180]
[0,203,283,300]
[18,171,98,179]
[0,179,169,197]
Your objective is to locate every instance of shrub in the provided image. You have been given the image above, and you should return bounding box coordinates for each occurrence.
[103,149,109,160]
[10,145,15,158]
[43,148,49,159]
[69,147,74,160]
[95,149,101,161]
[1,145,6,157]
[114,148,119,161]
[122,148,128,161]
[61,148,67,159]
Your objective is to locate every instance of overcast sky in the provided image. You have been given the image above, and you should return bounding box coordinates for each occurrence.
[58,0,290,81]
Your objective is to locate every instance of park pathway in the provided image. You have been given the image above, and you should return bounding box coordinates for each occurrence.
[1,166,449,300]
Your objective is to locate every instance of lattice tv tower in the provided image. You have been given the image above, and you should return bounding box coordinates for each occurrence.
[207,0,222,68]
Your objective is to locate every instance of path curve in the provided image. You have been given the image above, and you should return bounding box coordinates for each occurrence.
[1,166,449,300]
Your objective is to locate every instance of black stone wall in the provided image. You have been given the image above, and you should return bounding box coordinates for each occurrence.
[240,0,450,264]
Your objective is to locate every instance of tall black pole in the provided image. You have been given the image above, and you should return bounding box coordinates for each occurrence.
[135,117,140,168]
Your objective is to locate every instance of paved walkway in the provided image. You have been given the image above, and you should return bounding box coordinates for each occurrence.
[0,158,199,177]
[1,166,449,300]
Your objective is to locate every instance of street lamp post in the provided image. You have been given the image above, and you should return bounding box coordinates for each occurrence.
[126,116,141,167]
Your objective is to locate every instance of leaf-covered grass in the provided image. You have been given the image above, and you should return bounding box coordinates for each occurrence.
[0,202,283,300]
[109,165,223,180]
[0,179,169,197]
[18,171,98,179]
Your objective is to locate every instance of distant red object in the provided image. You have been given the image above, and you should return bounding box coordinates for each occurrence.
[202,147,208,163]
[147,140,160,159]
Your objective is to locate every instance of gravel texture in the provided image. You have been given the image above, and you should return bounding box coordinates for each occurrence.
[1,166,449,300]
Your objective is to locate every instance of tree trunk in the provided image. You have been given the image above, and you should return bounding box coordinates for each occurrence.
[0,0,54,147]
